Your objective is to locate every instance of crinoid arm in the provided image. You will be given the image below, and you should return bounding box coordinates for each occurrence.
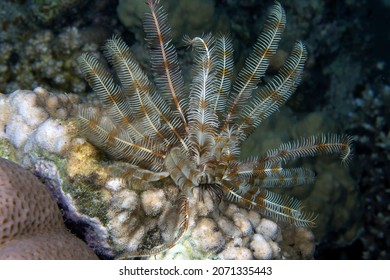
[78,107,166,171]
[144,0,187,128]
[237,41,308,141]
[220,134,353,227]
[184,34,220,165]
[222,181,317,227]
[222,1,286,130]
[213,34,234,117]
[264,134,353,164]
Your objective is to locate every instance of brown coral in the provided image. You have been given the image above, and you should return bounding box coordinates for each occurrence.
[0,157,98,259]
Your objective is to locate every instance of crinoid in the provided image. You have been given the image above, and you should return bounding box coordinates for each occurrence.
[77,0,352,257]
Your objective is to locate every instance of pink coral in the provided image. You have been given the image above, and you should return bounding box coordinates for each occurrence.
[0,158,98,259]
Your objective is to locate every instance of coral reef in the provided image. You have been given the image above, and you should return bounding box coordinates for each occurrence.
[3,28,99,94]
[0,157,98,259]
[1,0,388,260]
[29,0,83,24]
[0,87,316,260]
[0,1,112,94]
[0,0,355,260]
[343,83,390,259]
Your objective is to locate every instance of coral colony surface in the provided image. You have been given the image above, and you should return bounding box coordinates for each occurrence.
[0,0,354,260]
[0,158,98,259]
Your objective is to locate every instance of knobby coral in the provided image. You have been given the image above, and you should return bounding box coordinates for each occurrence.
[77,0,352,257]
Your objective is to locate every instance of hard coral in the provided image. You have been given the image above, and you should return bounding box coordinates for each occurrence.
[0,88,79,155]
[0,157,98,259]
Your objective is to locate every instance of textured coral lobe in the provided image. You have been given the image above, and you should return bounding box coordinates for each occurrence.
[78,0,352,257]
[0,158,98,259]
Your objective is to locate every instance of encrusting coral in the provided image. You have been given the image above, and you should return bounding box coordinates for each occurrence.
[0,157,98,259]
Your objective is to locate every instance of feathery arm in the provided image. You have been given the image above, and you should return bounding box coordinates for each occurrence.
[238,41,307,141]
[144,0,188,128]
[222,2,286,131]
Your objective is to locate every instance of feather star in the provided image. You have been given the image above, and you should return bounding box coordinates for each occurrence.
[77,0,352,256]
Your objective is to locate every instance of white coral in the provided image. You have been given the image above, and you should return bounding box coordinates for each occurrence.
[141,189,166,216]
[191,217,225,254]
[0,88,77,156]
[256,218,279,241]
[250,234,273,260]
[25,118,70,154]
